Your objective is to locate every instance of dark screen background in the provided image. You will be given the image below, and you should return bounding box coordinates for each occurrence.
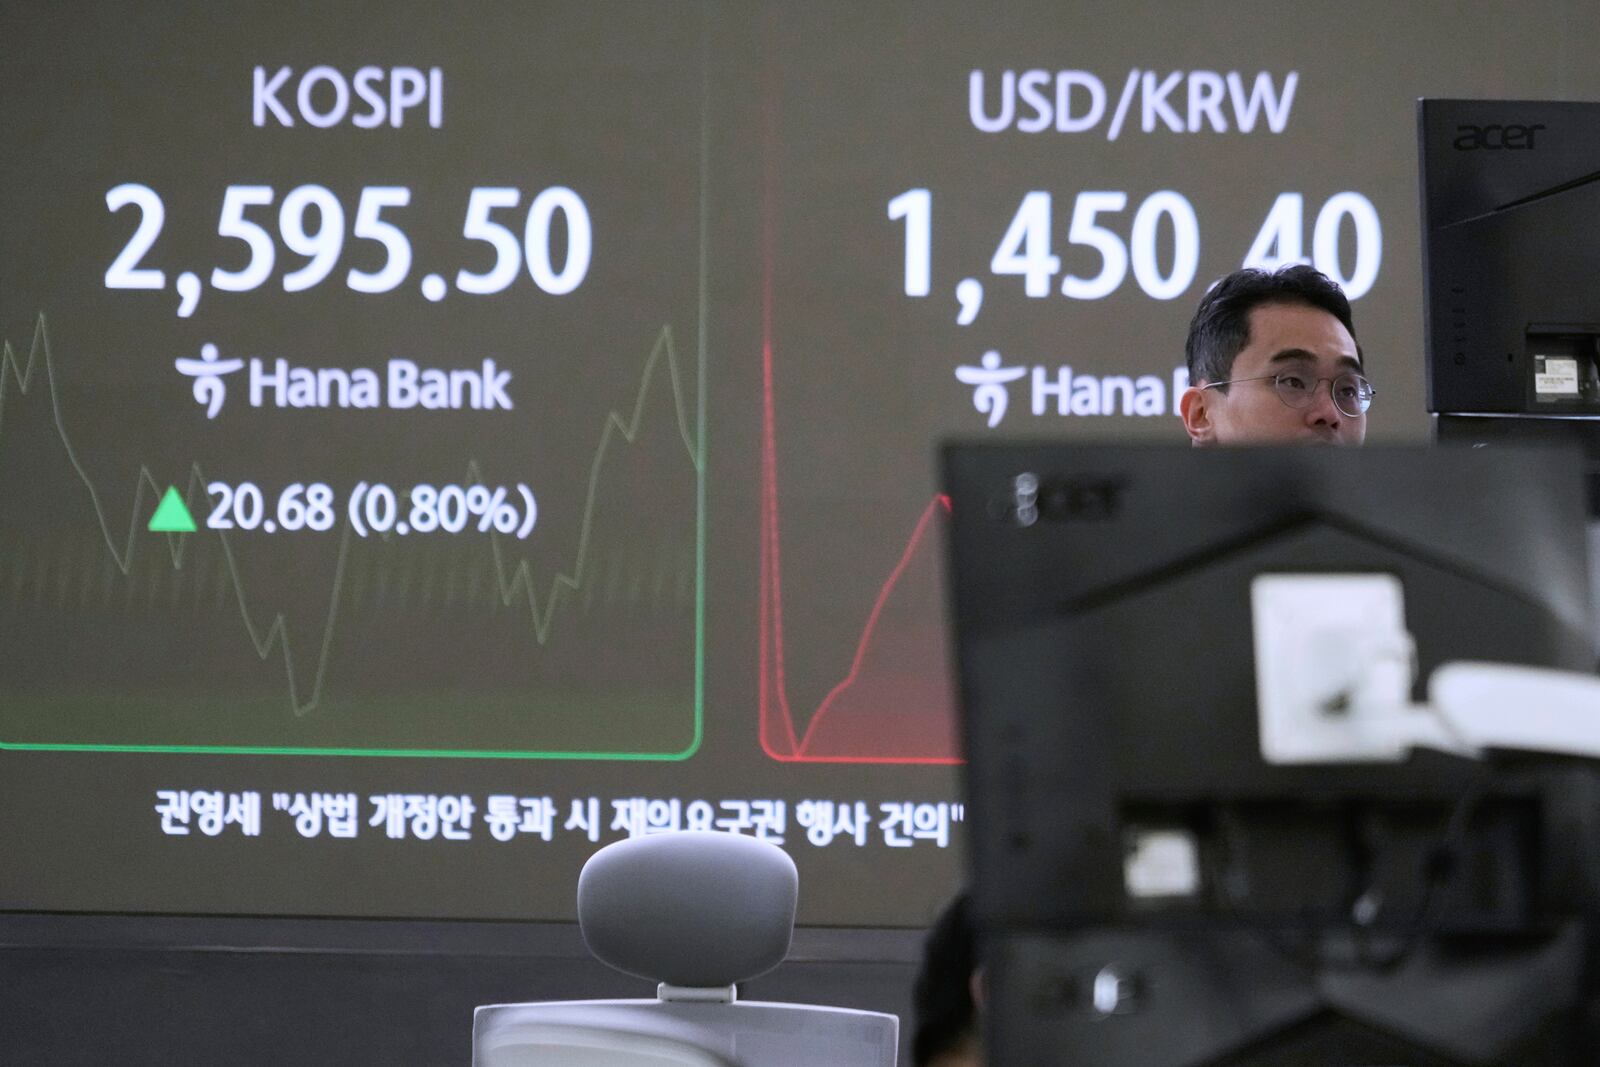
[1,0,1597,925]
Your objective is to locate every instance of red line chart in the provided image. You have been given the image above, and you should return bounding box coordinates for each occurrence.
[756,52,962,763]
[757,465,960,763]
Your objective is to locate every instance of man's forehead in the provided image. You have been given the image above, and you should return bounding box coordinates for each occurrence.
[1239,302,1360,365]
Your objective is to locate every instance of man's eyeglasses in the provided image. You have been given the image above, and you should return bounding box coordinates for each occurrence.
[1200,371,1375,419]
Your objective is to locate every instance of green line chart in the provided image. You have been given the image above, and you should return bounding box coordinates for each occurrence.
[0,316,705,759]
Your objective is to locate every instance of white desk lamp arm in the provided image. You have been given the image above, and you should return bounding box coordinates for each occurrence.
[1252,573,1600,765]
[1426,661,1600,761]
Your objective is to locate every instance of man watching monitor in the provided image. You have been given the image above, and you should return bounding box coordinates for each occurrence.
[1178,264,1373,446]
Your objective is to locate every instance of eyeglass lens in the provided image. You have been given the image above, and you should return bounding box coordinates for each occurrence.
[1274,372,1372,417]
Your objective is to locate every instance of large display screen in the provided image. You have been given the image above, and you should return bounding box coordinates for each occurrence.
[2,1,1596,924]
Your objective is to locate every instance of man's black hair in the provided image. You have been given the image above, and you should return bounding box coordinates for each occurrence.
[911,893,978,1066]
[1184,264,1359,388]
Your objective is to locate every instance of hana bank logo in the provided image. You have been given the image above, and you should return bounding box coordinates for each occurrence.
[955,351,1028,427]
[174,342,514,417]
[956,351,1184,427]
[174,343,244,419]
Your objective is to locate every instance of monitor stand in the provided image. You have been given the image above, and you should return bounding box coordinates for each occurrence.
[1433,413,1600,516]
[1434,413,1600,657]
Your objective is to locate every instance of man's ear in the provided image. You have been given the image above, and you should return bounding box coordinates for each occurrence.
[1179,385,1217,446]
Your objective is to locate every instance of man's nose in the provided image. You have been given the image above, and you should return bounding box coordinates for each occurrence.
[1304,379,1342,425]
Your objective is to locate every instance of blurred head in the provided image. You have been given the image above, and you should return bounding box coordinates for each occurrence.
[1179,265,1369,447]
[912,894,983,1067]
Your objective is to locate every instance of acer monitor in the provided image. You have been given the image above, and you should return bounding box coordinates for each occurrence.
[941,442,1600,1066]
[1418,98,1600,512]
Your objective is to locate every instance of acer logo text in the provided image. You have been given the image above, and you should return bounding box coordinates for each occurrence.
[1453,123,1545,150]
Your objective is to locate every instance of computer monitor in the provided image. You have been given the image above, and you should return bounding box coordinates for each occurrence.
[1419,98,1600,512]
[941,443,1600,1066]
